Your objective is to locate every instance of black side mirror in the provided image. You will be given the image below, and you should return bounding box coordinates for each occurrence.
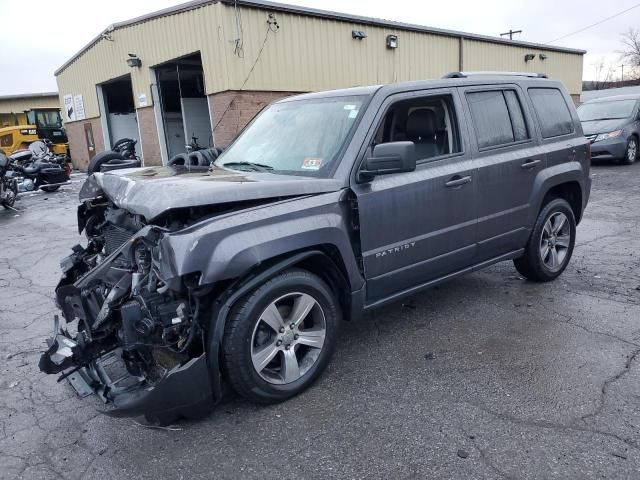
[359,141,416,182]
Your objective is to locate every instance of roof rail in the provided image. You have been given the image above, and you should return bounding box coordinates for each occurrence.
[442,71,548,79]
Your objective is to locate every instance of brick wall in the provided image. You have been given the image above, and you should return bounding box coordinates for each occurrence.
[208,90,302,147]
[65,117,105,171]
[137,106,162,166]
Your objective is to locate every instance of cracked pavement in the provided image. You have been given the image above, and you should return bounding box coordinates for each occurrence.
[1,163,640,479]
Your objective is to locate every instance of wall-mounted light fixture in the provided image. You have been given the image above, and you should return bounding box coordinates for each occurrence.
[386,34,398,49]
[539,53,547,61]
[352,30,367,40]
[524,53,536,62]
[126,53,142,68]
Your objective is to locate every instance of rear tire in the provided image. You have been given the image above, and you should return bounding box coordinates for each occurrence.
[514,198,576,282]
[221,269,340,404]
[621,136,638,165]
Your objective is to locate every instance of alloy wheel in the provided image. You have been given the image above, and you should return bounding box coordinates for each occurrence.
[539,212,571,272]
[250,292,326,385]
[627,138,637,163]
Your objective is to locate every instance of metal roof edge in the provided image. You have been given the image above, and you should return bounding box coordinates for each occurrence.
[227,0,586,55]
[0,92,59,100]
[55,0,586,76]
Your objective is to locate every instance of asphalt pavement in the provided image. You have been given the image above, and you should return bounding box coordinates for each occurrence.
[1,163,639,479]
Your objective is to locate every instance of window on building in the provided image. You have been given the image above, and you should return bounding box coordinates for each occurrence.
[372,94,461,162]
[529,88,574,138]
[466,90,530,149]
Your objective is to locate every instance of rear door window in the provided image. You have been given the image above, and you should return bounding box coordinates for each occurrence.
[528,88,574,138]
[466,89,530,149]
[504,90,528,141]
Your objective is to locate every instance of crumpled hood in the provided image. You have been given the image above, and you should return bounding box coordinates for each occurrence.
[80,165,342,221]
[580,118,628,136]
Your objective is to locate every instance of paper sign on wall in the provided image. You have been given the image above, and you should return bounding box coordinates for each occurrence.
[138,93,147,107]
[63,94,75,121]
[73,94,86,120]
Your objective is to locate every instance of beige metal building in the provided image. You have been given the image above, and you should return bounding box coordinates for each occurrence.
[0,92,60,127]
[55,0,585,169]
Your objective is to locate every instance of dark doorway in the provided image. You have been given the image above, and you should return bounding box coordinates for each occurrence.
[99,75,141,157]
[155,52,212,158]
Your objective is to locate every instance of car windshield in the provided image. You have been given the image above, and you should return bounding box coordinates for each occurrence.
[216,96,365,177]
[577,99,637,121]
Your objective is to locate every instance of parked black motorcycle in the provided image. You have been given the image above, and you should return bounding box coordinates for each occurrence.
[88,138,141,174]
[0,151,18,209]
[7,141,70,193]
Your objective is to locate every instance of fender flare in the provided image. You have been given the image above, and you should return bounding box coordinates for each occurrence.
[528,161,586,225]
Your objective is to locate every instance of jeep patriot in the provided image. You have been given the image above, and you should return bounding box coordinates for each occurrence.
[40,72,591,424]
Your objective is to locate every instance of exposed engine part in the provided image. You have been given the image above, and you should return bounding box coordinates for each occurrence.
[40,199,210,422]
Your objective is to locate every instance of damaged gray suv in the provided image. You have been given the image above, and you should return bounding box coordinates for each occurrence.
[40,73,591,424]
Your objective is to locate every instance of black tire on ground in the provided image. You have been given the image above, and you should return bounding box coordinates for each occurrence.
[188,151,208,166]
[40,185,60,192]
[87,151,125,174]
[168,153,189,166]
[99,158,141,172]
[514,198,576,282]
[221,269,340,404]
[199,149,217,165]
[208,147,221,160]
[621,136,638,165]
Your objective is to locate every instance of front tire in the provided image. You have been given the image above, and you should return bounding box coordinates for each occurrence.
[514,198,576,282]
[621,136,638,165]
[222,269,340,404]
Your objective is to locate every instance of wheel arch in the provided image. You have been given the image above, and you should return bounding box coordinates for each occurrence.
[531,163,587,225]
[542,181,583,224]
[204,247,357,402]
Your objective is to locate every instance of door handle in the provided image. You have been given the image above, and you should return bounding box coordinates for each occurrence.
[521,159,541,169]
[445,175,472,188]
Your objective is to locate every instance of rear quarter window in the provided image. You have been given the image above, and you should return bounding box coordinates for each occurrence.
[528,88,574,138]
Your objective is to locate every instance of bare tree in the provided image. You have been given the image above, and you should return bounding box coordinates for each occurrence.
[620,28,640,66]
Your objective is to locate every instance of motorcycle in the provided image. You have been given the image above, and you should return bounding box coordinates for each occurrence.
[87,138,141,174]
[0,151,18,209]
[7,141,70,193]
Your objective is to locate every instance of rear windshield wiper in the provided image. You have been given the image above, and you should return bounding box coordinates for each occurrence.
[220,161,274,172]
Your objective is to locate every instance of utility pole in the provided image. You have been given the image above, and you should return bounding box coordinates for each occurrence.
[500,29,522,40]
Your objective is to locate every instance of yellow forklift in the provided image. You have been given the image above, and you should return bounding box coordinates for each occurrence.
[0,108,69,157]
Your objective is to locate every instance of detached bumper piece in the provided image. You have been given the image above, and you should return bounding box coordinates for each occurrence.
[39,317,215,425]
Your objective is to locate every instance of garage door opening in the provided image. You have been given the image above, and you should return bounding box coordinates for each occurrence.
[155,52,212,159]
[99,75,141,157]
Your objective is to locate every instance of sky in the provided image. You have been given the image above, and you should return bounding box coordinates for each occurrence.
[1,0,639,95]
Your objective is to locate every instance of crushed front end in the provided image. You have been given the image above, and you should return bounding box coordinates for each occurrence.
[39,178,214,424]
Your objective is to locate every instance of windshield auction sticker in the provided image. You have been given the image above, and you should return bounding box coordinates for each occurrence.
[301,157,323,170]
